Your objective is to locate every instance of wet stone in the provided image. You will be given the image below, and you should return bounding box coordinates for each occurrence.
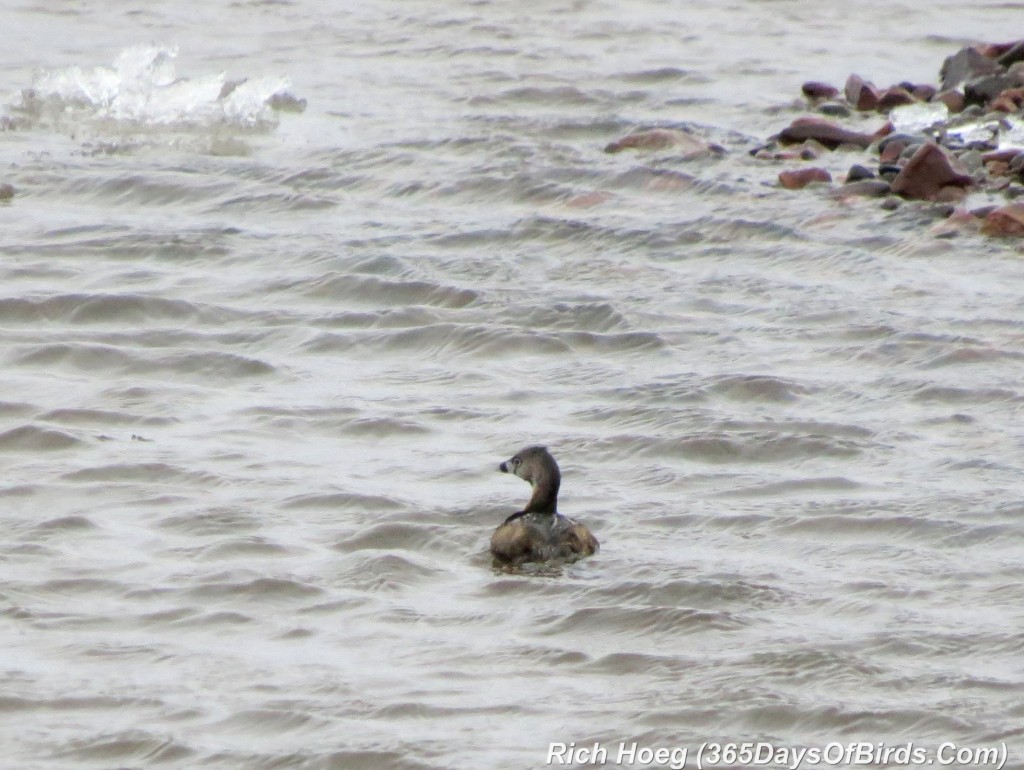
[879,165,902,182]
[965,74,1019,106]
[890,143,973,200]
[877,87,917,111]
[802,81,839,100]
[981,202,1024,236]
[997,41,1024,68]
[776,117,875,149]
[818,102,851,117]
[836,179,891,197]
[911,84,937,101]
[900,143,924,161]
[940,46,1002,91]
[957,150,985,172]
[845,73,880,111]
[933,89,966,113]
[778,167,832,189]
[846,164,875,182]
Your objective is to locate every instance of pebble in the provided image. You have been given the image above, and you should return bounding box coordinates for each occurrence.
[980,202,1024,236]
[846,164,875,182]
[778,167,832,189]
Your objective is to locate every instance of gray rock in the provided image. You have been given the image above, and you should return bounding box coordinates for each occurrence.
[818,101,851,117]
[957,150,985,172]
[940,46,1003,91]
[846,163,875,182]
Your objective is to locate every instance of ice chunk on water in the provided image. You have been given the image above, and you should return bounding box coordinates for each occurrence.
[889,101,949,133]
[946,120,999,146]
[999,115,1024,150]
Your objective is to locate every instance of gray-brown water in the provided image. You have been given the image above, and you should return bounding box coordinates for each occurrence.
[2,2,1023,769]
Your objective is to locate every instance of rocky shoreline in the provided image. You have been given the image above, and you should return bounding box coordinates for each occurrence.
[759,39,1024,237]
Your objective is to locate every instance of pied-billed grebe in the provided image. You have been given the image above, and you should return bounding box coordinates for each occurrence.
[490,446,599,567]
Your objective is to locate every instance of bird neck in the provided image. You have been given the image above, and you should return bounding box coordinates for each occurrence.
[524,472,559,514]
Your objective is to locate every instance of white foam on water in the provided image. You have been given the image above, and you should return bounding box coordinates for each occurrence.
[998,114,1024,151]
[889,101,948,133]
[17,45,300,130]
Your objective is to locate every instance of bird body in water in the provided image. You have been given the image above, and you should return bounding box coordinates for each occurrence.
[490,446,599,568]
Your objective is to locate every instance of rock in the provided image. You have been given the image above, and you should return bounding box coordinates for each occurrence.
[982,149,1024,164]
[779,167,832,189]
[845,74,880,110]
[878,164,902,182]
[996,86,1024,107]
[818,101,851,117]
[965,73,1018,106]
[834,179,891,197]
[986,160,1011,176]
[846,163,875,182]
[957,150,985,172]
[996,41,1024,67]
[876,86,917,111]
[890,143,973,200]
[776,117,876,149]
[980,202,1024,236]
[900,143,924,161]
[940,46,1002,91]
[0,183,13,200]
[880,196,902,210]
[912,84,938,101]
[935,185,968,203]
[878,133,919,151]
[879,140,908,164]
[605,128,717,157]
[802,81,839,100]
[991,96,1017,112]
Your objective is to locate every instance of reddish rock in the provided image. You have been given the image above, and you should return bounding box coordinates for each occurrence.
[979,40,1024,60]
[876,86,917,111]
[890,143,973,200]
[933,89,966,112]
[845,74,880,110]
[997,41,1024,67]
[986,160,1011,176]
[871,122,894,144]
[997,87,1024,106]
[983,149,1024,164]
[879,141,908,164]
[802,81,838,100]
[779,167,832,189]
[605,128,716,157]
[981,203,1024,236]
[935,185,968,203]
[991,96,1018,112]
[911,84,937,101]
[776,117,875,149]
